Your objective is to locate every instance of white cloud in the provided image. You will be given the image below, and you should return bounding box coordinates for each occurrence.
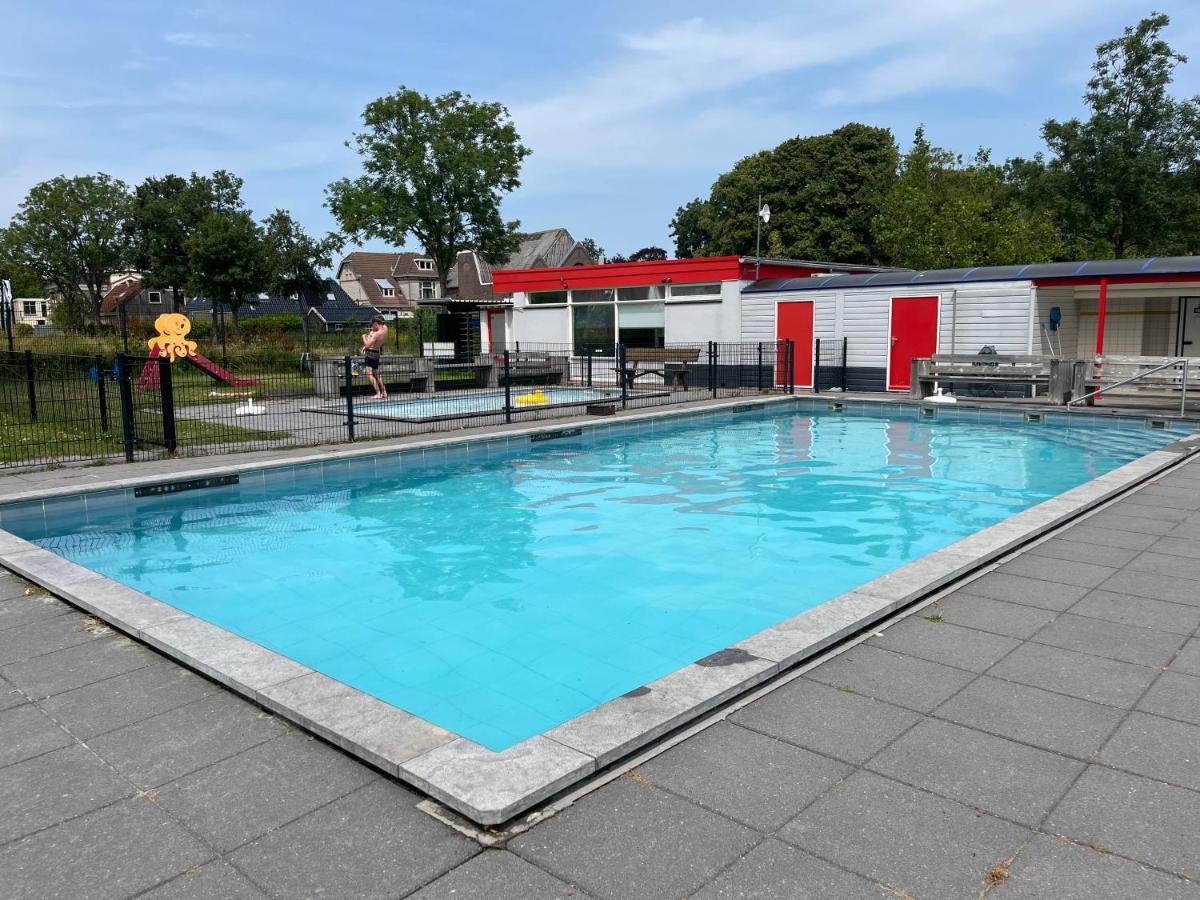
[163,32,224,48]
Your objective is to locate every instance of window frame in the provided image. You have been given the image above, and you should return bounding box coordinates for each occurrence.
[667,282,723,301]
[147,291,162,305]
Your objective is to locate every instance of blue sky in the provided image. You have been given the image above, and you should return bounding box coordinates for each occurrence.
[2,1,1198,262]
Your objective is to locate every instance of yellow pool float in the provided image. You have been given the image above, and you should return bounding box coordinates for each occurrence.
[514,389,550,407]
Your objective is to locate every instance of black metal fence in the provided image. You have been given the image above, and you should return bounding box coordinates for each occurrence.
[0,340,817,471]
[814,337,848,392]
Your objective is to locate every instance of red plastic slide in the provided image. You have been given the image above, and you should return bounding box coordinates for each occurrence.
[138,345,260,388]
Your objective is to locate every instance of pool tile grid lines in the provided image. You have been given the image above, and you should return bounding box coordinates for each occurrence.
[1,404,1198,825]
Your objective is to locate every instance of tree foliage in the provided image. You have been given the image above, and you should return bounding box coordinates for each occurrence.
[673,124,898,263]
[1017,13,1200,258]
[628,246,668,262]
[185,210,269,323]
[5,174,133,329]
[576,237,604,263]
[0,228,46,296]
[327,87,530,290]
[874,129,1061,269]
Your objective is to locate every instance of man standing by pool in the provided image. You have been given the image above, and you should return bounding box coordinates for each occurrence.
[362,315,388,400]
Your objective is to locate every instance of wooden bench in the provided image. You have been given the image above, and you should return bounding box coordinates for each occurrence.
[313,355,434,398]
[620,347,702,391]
[911,355,1089,404]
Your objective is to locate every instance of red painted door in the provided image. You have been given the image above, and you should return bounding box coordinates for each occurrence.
[888,297,939,390]
[776,301,814,387]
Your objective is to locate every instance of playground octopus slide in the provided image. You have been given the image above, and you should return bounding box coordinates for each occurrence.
[137,313,260,389]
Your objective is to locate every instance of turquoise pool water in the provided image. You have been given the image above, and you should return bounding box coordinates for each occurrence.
[9,406,1187,750]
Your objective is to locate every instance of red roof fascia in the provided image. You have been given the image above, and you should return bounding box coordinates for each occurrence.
[490,257,831,293]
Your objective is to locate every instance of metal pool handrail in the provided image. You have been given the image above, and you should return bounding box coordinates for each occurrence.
[1067,358,1189,415]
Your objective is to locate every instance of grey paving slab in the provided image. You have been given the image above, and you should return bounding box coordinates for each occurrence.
[1058,524,1161,551]
[0,744,134,845]
[997,554,1119,588]
[1028,537,1141,568]
[935,676,1125,759]
[1137,671,1200,727]
[87,690,287,788]
[1101,711,1200,792]
[1172,637,1200,676]
[0,632,158,698]
[38,661,220,740]
[986,641,1159,708]
[0,672,26,711]
[868,616,1022,672]
[780,771,1031,900]
[1086,511,1179,535]
[0,798,213,900]
[510,777,757,900]
[1032,613,1188,667]
[1100,569,1200,607]
[139,862,269,900]
[0,702,72,768]
[993,832,1200,900]
[1150,535,1200,560]
[1130,552,1200,584]
[0,613,99,666]
[933,593,1060,639]
[865,718,1084,827]
[1130,486,1200,510]
[803,645,976,713]
[0,591,71,631]
[229,779,476,900]
[154,731,377,853]
[1069,590,1200,635]
[409,850,590,900]
[1105,501,1193,522]
[0,574,30,601]
[635,721,850,830]
[1047,766,1200,879]
[693,839,890,900]
[960,572,1089,611]
[730,677,921,766]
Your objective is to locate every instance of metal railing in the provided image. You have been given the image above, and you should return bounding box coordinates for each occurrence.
[1067,358,1190,415]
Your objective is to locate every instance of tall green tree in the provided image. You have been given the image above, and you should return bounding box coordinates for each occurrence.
[262,209,344,339]
[327,87,531,293]
[875,129,1061,269]
[673,124,899,263]
[628,246,668,262]
[1026,13,1200,258]
[5,174,133,330]
[577,237,604,263]
[185,210,269,324]
[127,170,248,311]
[0,228,46,296]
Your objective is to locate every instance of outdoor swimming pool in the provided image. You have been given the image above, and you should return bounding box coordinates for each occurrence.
[4,404,1190,750]
[315,387,631,421]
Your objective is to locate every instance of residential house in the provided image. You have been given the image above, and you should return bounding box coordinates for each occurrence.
[185,280,378,333]
[13,297,54,328]
[99,276,181,327]
[336,252,440,315]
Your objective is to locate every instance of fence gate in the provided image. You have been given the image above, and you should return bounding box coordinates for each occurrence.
[116,354,177,461]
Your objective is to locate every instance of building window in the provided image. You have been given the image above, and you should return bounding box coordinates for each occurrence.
[374,278,395,298]
[40,302,48,317]
[571,288,616,304]
[147,291,162,304]
[23,301,37,316]
[617,302,665,349]
[573,303,615,356]
[381,287,394,297]
[617,285,666,301]
[415,259,434,271]
[528,290,568,305]
[669,282,721,300]
[420,280,437,300]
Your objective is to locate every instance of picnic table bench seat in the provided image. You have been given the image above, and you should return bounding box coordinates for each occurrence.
[619,347,702,391]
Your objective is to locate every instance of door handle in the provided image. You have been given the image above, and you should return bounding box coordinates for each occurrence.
[890,337,899,345]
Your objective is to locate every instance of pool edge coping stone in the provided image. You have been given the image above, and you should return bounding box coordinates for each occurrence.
[0,399,1197,826]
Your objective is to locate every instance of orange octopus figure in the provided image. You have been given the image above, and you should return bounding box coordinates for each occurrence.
[147,313,198,363]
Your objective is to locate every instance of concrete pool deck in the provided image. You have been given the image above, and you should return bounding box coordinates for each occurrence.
[3,454,1200,896]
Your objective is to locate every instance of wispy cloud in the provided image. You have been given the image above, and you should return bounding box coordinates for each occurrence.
[163,31,225,48]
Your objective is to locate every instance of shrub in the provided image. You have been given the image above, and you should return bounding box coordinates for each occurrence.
[14,323,34,337]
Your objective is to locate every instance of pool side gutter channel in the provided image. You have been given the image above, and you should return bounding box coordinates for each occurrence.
[1,397,1199,828]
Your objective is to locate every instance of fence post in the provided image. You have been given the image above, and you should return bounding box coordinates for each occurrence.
[118,303,129,353]
[23,349,37,421]
[708,341,717,398]
[503,349,513,424]
[787,339,796,395]
[814,338,821,394]
[586,352,593,388]
[757,342,763,391]
[841,337,848,391]
[618,343,628,409]
[218,306,228,368]
[158,356,177,453]
[116,353,135,462]
[95,354,109,432]
[343,356,355,441]
[2,293,12,353]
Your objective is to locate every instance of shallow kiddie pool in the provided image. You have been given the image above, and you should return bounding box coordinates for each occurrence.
[1,402,1191,751]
